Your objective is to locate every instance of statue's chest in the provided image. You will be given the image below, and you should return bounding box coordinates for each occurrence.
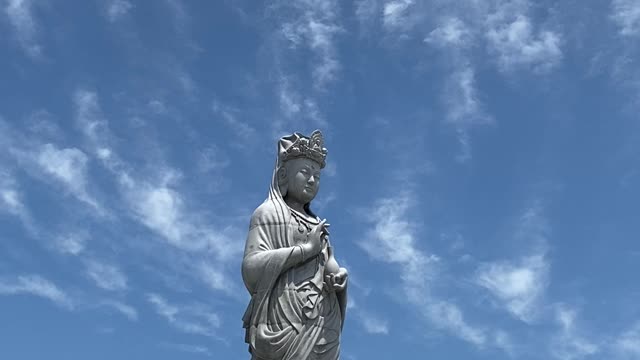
[289,217,327,285]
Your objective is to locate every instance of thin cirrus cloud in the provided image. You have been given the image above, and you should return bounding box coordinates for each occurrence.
[611,0,640,37]
[3,0,42,58]
[550,305,599,360]
[160,342,212,356]
[485,14,562,73]
[265,0,341,134]
[475,255,549,323]
[474,202,550,323]
[614,322,640,358]
[357,312,390,335]
[105,0,133,22]
[98,299,138,321]
[277,0,342,90]
[360,194,487,346]
[54,231,87,256]
[84,259,128,292]
[147,293,221,338]
[71,88,240,299]
[0,170,33,232]
[0,274,73,310]
[35,143,102,211]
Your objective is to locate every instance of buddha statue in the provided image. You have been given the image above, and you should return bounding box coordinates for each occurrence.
[242,130,348,360]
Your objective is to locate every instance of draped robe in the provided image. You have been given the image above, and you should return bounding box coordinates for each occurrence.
[242,166,346,360]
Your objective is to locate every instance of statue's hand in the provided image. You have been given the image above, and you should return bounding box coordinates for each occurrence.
[325,267,348,292]
[303,219,328,259]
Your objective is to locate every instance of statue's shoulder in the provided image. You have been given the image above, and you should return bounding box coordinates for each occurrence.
[249,200,281,226]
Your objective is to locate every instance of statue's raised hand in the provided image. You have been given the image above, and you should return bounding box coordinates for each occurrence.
[325,267,348,292]
[302,219,328,260]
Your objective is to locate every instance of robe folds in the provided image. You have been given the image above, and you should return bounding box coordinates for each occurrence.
[242,196,344,360]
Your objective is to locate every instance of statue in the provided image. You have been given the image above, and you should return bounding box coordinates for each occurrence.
[242,130,348,360]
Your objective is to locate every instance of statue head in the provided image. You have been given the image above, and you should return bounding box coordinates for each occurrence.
[276,130,327,206]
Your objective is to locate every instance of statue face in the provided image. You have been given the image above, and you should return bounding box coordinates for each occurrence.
[284,157,322,205]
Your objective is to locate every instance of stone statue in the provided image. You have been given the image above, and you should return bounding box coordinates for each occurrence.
[242,130,348,360]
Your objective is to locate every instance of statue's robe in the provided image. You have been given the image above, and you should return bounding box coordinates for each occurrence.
[242,199,344,360]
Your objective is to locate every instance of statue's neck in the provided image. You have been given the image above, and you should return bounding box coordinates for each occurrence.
[284,198,316,222]
[283,196,306,214]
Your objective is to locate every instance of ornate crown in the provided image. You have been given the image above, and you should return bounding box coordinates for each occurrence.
[278,130,328,168]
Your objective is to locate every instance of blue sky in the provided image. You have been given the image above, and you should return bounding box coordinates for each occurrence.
[1,0,640,359]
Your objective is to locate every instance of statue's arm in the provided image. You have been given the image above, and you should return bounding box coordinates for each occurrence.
[326,242,348,327]
[241,225,305,294]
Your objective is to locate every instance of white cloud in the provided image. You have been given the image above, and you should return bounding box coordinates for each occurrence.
[612,0,640,37]
[105,0,132,22]
[444,66,491,162]
[70,88,241,304]
[161,342,211,356]
[475,202,550,322]
[550,305,599,360]
[147,293,221,337]
[354,309,389,335]
[197,262,227,293]
[0,275,73,309]
[475,255,548,323]
[361,195,486,346]
[494,329,516,355]
[85,259,128,291]
[278,0,342,89]
[4,0,41,58]
[100,299,138,321]
[74,89,112,153]
[36,143,100,210]
[0,170,32,229]
[383,0,414,31]
[614,322,640,358]
[486,15,562,72]
[212,101,257,142]
[445,66,488,128]
[355,0,382,34]
[54,232,86,256]
[197,145,229,173]
[274,77,327,131]
[426,17,472,48]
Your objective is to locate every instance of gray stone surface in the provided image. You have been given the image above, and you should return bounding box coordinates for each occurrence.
[242,130,348,360]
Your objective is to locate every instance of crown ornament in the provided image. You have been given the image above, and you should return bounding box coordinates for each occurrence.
[279,130,328,168]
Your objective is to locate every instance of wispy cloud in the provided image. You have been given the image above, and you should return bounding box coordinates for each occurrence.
[71,89,242,303]
[353,308,390,335]
[277,0,342,89]
[0,170,33,231]
[361,194,487,346]
[614,322,640,358]
[425,17,472,48]
[486,14,562,72]
[383,0,414,32]
[0,275,73,309]
[35,143,101,211]
[105,0,133,22]
[54,231,87,256]
[475,202,550,323]
[262,0,342,134]
[147,293,221,337]
[85,259,128,292]
[160,342,211,356]
[99,299,138,321]
[611,0,640,37]
[425,16,491,162]
[475,255,548,323]
[550,305,599,360]
[212,100,257,144]
[4,0,42,58]
[73,89,113,156]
